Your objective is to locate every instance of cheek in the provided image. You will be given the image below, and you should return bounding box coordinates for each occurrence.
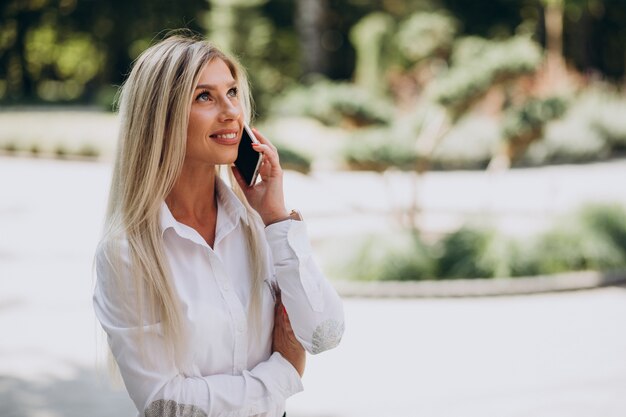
[187,111,202,140]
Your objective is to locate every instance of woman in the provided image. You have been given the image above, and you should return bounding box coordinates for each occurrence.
[93,33,344,417]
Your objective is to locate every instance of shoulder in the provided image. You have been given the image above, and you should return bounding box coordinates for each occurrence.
[96,233,130,267]
[95,233,132,290]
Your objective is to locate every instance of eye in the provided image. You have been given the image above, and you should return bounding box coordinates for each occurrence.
[196,90,211,102]
[227,87,238,98]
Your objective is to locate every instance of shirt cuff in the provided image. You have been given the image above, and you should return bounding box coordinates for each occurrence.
[264,352,304,397]
[264,219,312,264]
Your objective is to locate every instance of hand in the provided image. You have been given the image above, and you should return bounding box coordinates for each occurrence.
[231,128,289,225]
[272,300,306,377]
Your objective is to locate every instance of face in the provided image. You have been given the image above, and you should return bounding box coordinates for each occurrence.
[186,58,243,167]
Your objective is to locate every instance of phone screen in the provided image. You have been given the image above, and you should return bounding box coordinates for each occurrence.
[235,125,263,186]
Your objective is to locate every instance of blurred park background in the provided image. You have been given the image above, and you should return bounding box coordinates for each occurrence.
[2,0,626,281]
[2,0,626,416]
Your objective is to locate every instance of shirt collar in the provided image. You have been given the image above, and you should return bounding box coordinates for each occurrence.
[159,177,249,242]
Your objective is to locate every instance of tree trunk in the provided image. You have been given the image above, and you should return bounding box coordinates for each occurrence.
[544,0,566,86]
[295,0,327,76]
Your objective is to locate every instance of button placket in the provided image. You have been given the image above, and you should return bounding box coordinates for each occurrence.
[209,251,248,375]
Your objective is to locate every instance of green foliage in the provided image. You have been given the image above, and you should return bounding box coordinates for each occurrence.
[342,127,417,171]
[2,141,17,153]
[521,205,626,274]
[579,204,626,258]
[272,80,393,127]
[523,116,609,165]
[276,145,312,174]
[589,91,626,151]
[449,36,492,66]
[522,90,615,166]
[54,144,68,158]
[431,116,499,170]
[436,226,496,279]
[23,25,103,101]
[350,12,396,91]
[430,37,542,117]
[396,11,458,64]
[78,143,101,159]
[343,204,626,281]
[343,232,435,281]
[205,0,301,116]
[501,97,568,142]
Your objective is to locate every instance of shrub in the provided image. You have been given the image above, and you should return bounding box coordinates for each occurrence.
[344,232,435,281]
[276,145,312,174]
[435,226,501,279]
[522,113,609,166]
[430,36,542,117]
[29,143,41,156]
[342,127,418,171]
[589,93,626,152]
[272,80,393,127]
[579,204,626,259]
[54,144,68,158]
[78,143,100,159]
[338,204,626,281]
[2,141,17,153]
[396,12,457,64]
[501,97,568,143]
[431,116,499,170]
[513,205,626,276]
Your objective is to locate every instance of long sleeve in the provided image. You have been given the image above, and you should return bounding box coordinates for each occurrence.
[93,243,303,417]
[264,220,345,354]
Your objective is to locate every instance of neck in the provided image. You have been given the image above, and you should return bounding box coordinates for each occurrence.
[165,161,218,223]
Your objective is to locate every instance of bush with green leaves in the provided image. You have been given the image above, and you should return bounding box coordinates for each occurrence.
[431,116,499,170]
[342,127,418,171]
[520,204,626,274]
[342,204,626,281]
[272,80,393,127]
[396,12,457,64]
[342,232,435,281]
[429,36,542,118]
[276,145,312,174]
[524,118,608,166]
[588,91,626,152]
[501,97,568,143]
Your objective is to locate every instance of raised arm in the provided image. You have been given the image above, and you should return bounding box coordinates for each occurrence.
[265,219,345,354]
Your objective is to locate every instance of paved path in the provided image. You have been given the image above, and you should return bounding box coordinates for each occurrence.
[1,156,626,417]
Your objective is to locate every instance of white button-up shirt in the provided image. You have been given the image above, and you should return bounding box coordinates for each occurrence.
[93,179,345,417]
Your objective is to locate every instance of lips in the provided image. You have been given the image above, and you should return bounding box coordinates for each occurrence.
[209,130,239,145]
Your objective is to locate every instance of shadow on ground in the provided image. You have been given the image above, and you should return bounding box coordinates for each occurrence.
[0,366,135,417]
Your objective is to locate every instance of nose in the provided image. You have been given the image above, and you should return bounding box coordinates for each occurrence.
[218,98,240,122]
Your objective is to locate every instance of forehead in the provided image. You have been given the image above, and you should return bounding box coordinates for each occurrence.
[196,58,236,87]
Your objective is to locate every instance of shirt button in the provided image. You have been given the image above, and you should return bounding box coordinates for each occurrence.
[222,284,230,291]
[237,323,244,333]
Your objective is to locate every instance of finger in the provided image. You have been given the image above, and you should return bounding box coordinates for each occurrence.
[252,143,281,174]
[251,128,278,152]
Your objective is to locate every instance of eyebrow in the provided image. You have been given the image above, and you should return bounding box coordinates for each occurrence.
[194,82,237,90]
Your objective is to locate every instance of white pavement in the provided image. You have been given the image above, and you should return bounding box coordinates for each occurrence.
[1,156,626,417]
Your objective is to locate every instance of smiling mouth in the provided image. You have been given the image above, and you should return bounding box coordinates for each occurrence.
[210,132,239,145]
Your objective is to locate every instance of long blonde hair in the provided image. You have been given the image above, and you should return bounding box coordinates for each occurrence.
[101,32,266,367]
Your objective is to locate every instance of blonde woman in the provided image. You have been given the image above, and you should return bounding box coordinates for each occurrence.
[93,33,344,417]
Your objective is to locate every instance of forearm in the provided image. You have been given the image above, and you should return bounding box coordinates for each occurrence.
[265,219,345,354]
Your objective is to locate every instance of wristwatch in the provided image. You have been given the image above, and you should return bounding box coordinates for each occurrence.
[268,209,303,226]
[286,209,303,222]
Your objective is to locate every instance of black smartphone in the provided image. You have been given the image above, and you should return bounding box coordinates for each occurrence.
[235,124,263,187]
